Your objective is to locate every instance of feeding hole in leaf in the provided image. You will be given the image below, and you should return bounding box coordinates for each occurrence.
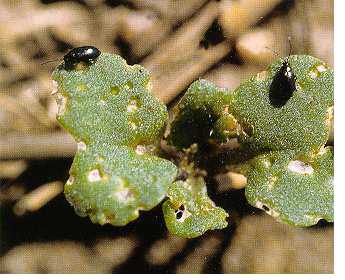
[175,204,185,220]
[127,101,138,112]
[114,187,135,203]
[77,141,87,151]
[288,160,314,175]
[135,145,146,155]
[175,211,183,220]
[127,97,141,113]
[242,123,254,138]
[309,63,328,79]
[88,169,102,182]
[66,175,75,185]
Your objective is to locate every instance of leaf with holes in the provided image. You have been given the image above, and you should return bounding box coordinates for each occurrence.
[52,53,177,226]
[65,143,177,226]
[162,177,228,238]
[52,53,168,147]
[229,55,333,154]
[245,147,333,226]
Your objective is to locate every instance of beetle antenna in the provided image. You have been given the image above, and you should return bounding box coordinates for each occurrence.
[287,36,293,56]
[265,46,280,57]
[40,57,61,65]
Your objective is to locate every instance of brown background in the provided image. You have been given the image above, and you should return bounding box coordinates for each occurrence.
[0,0,333,273]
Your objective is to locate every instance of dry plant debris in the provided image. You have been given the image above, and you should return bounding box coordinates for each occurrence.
[0,0,333,159]
[222,214,333,273]
[0,237,137,273]
[0,0,334,274]
[13,181,63,216]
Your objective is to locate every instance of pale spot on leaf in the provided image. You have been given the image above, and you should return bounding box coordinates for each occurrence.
[129,121,138,130]
[261,159,271,169]
[135,145,146,155]
[66,175,75,185]
[309,70,318,79]
[316,64,327,73]
[287,160,313,175]
[77,141,86,151]
[88,169,102,182]
[127,100,138,112]
[112,187,135,203]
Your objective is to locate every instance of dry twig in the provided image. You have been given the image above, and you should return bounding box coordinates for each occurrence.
[0,132,76,159]
[0,160,27,179]
[13,181,63,216]
[143,1,231,103]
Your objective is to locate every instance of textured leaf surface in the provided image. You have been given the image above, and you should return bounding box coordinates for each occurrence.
[245,147,333,226]
[230,55,333,153]
[162,177,228,238]
[66,143,177,226]
[52,53,167,147]
[168,79,235,149]
[52,53,177,226]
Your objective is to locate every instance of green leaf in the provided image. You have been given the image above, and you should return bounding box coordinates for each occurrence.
[230,55,333,153]
[52,53,167,147]
[65,143,177,226]
[245,146,333,226]
[52,53,177,226]
[162,177,228,238]
[168,79,235,149]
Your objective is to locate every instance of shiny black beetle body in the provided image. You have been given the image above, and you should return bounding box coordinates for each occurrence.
[269,57,297,108]
[63,46,101,69]
[268,37,297,108]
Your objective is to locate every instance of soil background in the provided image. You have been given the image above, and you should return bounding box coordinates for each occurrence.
[0,0,333,273]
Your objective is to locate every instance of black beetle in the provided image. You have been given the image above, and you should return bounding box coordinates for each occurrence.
[63,46,101,69]
[269,57,296,108]
[268,38,296,108]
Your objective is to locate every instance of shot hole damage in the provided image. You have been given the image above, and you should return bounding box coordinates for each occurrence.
[175,204,185,220]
